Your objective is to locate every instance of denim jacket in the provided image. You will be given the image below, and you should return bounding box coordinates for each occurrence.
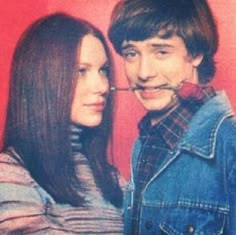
[124,91,236,235]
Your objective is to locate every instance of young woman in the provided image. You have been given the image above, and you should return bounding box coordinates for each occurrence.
[0,13,123,234]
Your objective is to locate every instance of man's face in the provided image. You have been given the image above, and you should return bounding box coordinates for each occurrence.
[121,35,203,112]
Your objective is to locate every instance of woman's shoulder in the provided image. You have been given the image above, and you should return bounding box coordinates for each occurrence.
[0,147,33,184]
[0,147,54,204]
[0,148,57,233]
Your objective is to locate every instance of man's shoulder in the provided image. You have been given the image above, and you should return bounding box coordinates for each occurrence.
[217,115,236,140]
[187,92,234,135]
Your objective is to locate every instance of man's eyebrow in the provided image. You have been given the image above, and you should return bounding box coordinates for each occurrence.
[121,44,135,51]
[121,43,174,51]
[149,43,174,48]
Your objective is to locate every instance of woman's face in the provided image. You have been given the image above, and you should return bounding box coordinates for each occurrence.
[71,34,109,127]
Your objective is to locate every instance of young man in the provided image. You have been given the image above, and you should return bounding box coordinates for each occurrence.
[109,0,236,234]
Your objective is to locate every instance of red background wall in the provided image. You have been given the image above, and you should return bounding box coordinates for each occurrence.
[1,0,236,179]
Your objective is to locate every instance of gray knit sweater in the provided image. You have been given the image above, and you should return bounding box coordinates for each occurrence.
[0,140,123,234]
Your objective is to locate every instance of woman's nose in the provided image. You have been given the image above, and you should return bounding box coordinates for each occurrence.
[93,73,109,94]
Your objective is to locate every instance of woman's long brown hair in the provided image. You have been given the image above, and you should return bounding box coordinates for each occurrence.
[4,13,122,207]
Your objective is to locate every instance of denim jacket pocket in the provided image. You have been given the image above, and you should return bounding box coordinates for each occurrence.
[159,207,226,235]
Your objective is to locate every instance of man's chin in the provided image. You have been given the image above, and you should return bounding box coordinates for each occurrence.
[139,99,176,112]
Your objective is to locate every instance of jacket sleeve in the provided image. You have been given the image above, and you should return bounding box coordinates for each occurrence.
[223,118,236,233]
[227,158,236,233]
[0,151,54,234]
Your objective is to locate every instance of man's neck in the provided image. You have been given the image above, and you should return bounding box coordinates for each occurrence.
[150,100,180,127]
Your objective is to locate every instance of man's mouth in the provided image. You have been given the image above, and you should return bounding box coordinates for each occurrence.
[110,84,177,92]
[132,84,176,91]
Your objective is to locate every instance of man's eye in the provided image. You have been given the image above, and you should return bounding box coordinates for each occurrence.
[159,50,168,54]
[154,49,170,59]
[122,50,138,60]
[159,50,169,55]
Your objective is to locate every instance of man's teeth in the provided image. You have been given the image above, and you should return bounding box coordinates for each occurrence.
[132,86,160,91]
[132,84,176,91]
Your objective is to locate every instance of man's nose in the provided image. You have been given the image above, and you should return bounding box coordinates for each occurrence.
[137,55,156,82]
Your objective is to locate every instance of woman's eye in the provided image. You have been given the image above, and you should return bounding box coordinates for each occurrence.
[100,66,109,77]
[77,68,86,76]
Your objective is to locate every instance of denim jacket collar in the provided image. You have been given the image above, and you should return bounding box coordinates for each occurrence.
[178,91,234,159]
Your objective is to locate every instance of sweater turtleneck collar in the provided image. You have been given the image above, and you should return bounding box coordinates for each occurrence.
[70,124,84,154]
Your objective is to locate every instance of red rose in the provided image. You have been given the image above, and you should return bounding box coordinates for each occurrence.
[177,81,205,101]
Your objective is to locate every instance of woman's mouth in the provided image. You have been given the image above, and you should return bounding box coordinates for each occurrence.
[85,102,106,112]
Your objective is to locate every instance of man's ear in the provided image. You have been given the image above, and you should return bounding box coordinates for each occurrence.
[192,54,204,67]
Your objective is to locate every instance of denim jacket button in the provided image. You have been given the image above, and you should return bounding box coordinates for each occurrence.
[142,159,146,163]
[187,225,195,234]
[145,220,153,230]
